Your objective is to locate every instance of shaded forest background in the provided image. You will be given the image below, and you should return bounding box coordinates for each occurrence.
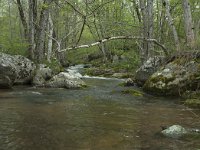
[0,0,199,70]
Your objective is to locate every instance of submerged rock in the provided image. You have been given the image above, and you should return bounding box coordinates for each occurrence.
[45,72,86,89]
[135,56,163,86]
[161,125,188,138]
[112,73,129,78]
[184,99,200,108]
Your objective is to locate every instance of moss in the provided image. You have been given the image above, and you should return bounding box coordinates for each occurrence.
[143,77,179,96]
[43,59,64,75]
[118,82,126,87]
[121,89,143,97]
[184,99,200,108]
[149,74,175,85]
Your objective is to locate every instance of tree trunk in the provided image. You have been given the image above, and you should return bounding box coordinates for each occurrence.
[182,0,195,48]
[147,0,154,56]
[35,0,52,63]
[16,0,28,40]
[164,0,180,51]
[28,0,37,60]
[47,13,53,62]
[140,0,149,62]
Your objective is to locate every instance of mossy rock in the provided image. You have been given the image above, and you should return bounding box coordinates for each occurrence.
[121,89,143,97]
[184,99,200,108]
[143,76,178,96]
[84,67,114,77]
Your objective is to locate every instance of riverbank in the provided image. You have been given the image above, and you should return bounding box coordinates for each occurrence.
[1,51,200,109]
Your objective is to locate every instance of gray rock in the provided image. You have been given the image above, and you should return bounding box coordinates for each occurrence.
[135,56,163,86]
[124,78,135,86]
[143,59,200,96]
[161,125,188,138]
[45,72,86,89]
[0,53,35,88]
[112,55,119,63]
[32,64,53,86]
[0,53,17,88]
[13,55,36,84]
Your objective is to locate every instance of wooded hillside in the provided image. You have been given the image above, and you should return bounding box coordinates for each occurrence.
[0,0,199,64]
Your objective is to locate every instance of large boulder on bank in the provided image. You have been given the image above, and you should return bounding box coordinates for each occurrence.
[32,64,53,86]
[143,52,200,96]
[0,53,17,88]
[45,72,86,89]
[0,53,36,88]
[135,56,163,86]
[12,55,36,84]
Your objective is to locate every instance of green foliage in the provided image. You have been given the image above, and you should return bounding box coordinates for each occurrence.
[43,59,64,75]
[41,4,49,9]
[67,47,99,64]
[0,7,28,56]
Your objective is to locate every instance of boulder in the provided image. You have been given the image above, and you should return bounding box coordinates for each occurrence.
[135,56,163,86]
[161,125,188,138]
[124,78,135,86]
[0,53,17,88]
[32,64,53,86]
[45,72,86,89]
[143,57,200,96]
[12,55,36,84]
[0,53,35,88]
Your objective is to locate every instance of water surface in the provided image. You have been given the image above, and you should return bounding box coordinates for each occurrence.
[0,78,199,150]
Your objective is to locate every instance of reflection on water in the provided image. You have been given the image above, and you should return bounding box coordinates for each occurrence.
[0,78,199,150]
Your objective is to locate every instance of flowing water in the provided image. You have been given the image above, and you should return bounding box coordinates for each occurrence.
[0,67,200,150]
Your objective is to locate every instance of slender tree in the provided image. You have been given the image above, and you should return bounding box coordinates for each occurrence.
[16,0,28,40]
[182,0,195,48]
[164,0,180,51]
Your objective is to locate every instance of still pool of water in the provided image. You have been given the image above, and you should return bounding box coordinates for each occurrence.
[0,78,199,150]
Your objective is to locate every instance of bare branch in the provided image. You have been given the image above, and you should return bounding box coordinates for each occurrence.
[59,36,168,55]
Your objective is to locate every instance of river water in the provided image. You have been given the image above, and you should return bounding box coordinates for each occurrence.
[0,72,200,149]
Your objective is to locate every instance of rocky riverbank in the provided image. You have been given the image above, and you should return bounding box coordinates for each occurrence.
[0,52,86,89]
[135,51,200,108]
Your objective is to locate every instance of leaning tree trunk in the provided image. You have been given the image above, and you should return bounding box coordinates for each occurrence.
[164,0,180,51]
[182,0,195,48]
[35,0,52,63]
[16,0,28,40]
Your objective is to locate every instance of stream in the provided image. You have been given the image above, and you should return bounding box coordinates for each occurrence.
[0,65,200,150]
